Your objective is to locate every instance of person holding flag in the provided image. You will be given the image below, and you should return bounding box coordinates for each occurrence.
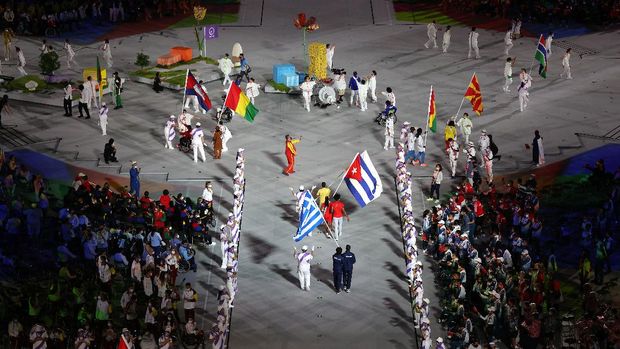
[534,34,548,79]
[283,134,301,176]
[223,77,259,122]
[184,71,212,115]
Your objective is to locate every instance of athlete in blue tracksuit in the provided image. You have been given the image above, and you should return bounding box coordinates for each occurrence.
[129,161,140,198]
[342,244,356,292]
[332,247,344,294]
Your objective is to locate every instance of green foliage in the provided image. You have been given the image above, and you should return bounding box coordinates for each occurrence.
[268,79,291,93]
[39,51,60,75]
[134,52,150,70]
[6,75,48,92]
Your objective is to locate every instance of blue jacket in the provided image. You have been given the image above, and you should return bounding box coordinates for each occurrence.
[332,253,344,271]
[342,251,356,270]
[348,76,360,90]
[129,167,140,184]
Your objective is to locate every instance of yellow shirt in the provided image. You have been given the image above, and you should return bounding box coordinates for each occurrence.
[316,187,331,205]
[444,125,457,141]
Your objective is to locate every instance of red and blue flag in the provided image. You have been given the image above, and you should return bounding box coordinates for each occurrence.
[185,70,212,111]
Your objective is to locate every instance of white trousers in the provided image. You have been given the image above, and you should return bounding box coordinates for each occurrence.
[360,97,367,111]
[222,134,231,151]
[468,45,480,59]
[449,157,457,176]
[298,268,311,290]
[165,137,173,149]
[185,96,201,113]
[369,87,377,102]
[302,93,311,111]
[100,121,107,136]
[442,40,450,53]
[505,43,513,55]
[104,55,113,68]
[350,90,359,106]
[424,36,437,48]
[561,66,572,79]
[384,134,394,149]
[503,77,512,92]
[222,73,231,85]
[519,90,529,112]
[67,54,77,68]
[193,144,206,162]
[17,65,26,76]
[333,217,343,240]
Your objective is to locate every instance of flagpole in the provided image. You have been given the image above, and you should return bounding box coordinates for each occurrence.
[322,220,340,247]
[181,69,189,113]
[528,35,542,75]
[423,86,432,148]
[332,152,360,197]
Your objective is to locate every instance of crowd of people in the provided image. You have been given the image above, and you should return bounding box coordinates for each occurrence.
[0,147,245,348]
[0,0,198,37]
[392,116,620,348]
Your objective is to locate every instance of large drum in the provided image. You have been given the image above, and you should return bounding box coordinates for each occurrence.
[318,86,336,104]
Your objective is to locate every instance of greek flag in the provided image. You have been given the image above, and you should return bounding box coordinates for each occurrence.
[344,150,383,207]
[293,190,324,242]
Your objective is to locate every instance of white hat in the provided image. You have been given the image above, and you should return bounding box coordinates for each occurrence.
[169,115,175,119]
[299,185,305,191]
[196,122,201,126]
[416,261,423,266]
[482,129,487,134]
[78,172,86,177]
[403,121,410,125]
[102,102,106,106]
[438,220,445,225]
[301,245,308,251]
[131,161,137,165]
[454,225,461,231]
[423,298,430,304]
[228,212,234,217]
[436,337,443,343]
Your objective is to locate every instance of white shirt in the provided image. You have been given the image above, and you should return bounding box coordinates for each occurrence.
[414,135,425,152]
[218,57,234,74]
[504,31,512,45]
[385,117,394,136]
[65,42,75,56]
[562,53,570,67]
[296,251,313,271]
[457,117,472,135]
[191,128,204,145]
[326,46,335,61]
[368,75,376,90]
[427,23,437,38]
[300,81,315,95]
[18,51,25,66]
[64,85,73,99]
[478,135,490,151]
[245,81,260,98]
[382,91,396,106]
[469,31,479,46]
[504,62,513,77]
[8,320,22,337]
[443,30,451,44]
[358,83,368,98]
[406,133,415,151]
[99,106,108,121]
[546,35,553,52]
[183,288,196,309]
[201,188,213,202]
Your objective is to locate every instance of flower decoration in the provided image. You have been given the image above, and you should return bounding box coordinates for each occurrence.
[293,13,320,66]
[308,42,327,80]
[193,6,207,21]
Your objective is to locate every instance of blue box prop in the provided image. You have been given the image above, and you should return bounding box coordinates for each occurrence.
[296,72,307,82]
[284,74,299,87]
[273,64,295,84]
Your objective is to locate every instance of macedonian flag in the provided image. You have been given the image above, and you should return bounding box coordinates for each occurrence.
[464,73,483,115]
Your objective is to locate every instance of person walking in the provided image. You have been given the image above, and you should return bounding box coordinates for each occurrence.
[98,103,109,136]
[330,194,349,241]
[456,113,472,144]
[218,53,234,86]
[101,38,112,68]
[64,39,78,68]
[384,112,395,150]
[503,57,516,93]
[348,71,361,107]
[482,146,494,183]
[326,43,335,70]
[164,115,176,150]
[424,20,438,49]
[518,68,532,112]
[546,32,554,56]
[15,46,26,76]
[442,26,451,53]
[85,76,99,110]
[358,79,368,111]
[245,78,260,105]
[112,72,123,109]
[429,164,443,200]
[294,245,314,291]
[414,128,426,166]
[283,134,301,175]
[213,126,223,159]
[368,70,377,102]
[63,83,73,116]
[444,120,457,151]
[332,247,344,293]
[129,161,140,197]
[468,27,480,59]
[78,84,91,119]
[342,245,356,292]
[315,181,331,206]
[532,130,545,166]
[219,121,232,152]
[448,138,459,178]
[299,76,315,112]
[560,48,572,79]
[192,122,206,163]
[504,29,513,56]
[238,53,250,83]
[3,28,13,61]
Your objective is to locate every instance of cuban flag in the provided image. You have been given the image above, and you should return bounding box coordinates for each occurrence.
[185,70,213,111]
[293,190,324,242]
[344,151,383,207]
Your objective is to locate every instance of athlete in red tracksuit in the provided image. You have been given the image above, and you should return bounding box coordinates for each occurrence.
[283,134,301,175]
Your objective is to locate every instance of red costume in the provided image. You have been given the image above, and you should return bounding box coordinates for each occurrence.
[283,138,300,175]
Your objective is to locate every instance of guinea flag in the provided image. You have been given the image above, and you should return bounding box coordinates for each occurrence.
[428,86,436,133]
[224,82,259,123]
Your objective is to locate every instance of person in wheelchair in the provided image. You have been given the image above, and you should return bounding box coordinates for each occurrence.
[191,212,213,246]
[376,100,397,124]
[177,124,193,153]
[179,242,197,272]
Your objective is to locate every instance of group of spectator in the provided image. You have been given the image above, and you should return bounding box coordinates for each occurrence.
[436,0,620,26]
[410,151,620,349]
[0,0,196,37]
[0,148,235,348]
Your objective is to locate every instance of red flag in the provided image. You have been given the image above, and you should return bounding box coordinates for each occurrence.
[464,73,483,115]
[184,70,212,112]
[345,153,363,182]
[117,335,130,349]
